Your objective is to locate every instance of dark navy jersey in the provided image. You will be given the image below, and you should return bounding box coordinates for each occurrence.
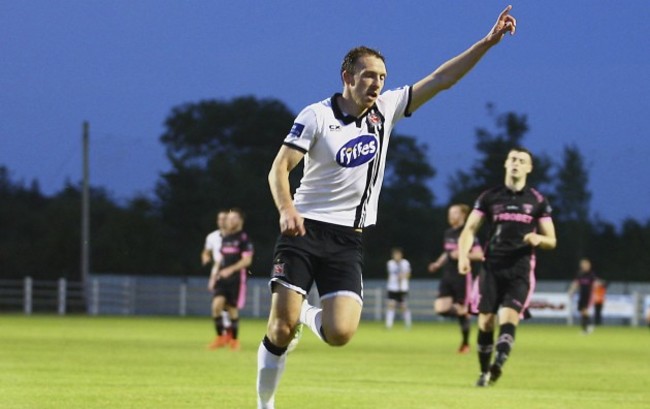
[442,226,481,278]
[576,270,597,301]
[220,230,254,273]
[474,185,552,263]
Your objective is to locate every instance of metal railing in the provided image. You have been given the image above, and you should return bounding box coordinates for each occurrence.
[1,275,649,326]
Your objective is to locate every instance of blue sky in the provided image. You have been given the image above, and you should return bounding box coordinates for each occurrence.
[1,1,648,225]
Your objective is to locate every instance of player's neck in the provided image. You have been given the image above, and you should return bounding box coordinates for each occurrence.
[338,94,367,118]
[504,176,526,192]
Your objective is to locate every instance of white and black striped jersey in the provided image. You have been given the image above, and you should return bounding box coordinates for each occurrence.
[204,230,223,264]
[283,86,412,228]
[387,258,411,292]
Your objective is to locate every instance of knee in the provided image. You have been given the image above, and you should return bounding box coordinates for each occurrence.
[479,315,495,332]
[323,325,357,347]
[266,318,296,347]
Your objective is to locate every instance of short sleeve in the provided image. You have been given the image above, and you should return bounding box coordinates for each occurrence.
[474,190,490,215]
[378,86,413,125]
[282,106,319,154]
[241,233,254,256]
[538,197,553,219]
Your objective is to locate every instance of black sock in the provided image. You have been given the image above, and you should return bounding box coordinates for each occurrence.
[581,315,590,331]
[459,316,470,345]
[495,323,516,368]
[262,335,288,357]
[214,316,224,336]
[230,318,239,340]
[477,330,494,373]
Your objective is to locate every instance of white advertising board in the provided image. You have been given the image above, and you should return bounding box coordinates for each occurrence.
[527,292,570,318]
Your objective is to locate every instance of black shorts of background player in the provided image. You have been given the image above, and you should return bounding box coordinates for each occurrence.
[256,8,519,408]
[429,204,483,353]
[458,147,557,387]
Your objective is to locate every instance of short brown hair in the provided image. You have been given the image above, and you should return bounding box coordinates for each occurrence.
[508,147,534,166]
[228,207,245,221]
[341,46,385,76]
[451,203,471,217]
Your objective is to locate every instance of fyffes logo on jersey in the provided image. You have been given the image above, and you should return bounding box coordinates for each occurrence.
[336,135,378,167]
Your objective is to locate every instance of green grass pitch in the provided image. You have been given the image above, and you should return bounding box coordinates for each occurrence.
[1,315,648,408]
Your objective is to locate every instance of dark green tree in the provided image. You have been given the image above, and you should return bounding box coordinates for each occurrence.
[551,144,593,274]
[156,96,298,276]
[448,104,552,207]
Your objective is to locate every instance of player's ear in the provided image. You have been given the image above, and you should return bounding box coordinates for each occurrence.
[342,70,354,86]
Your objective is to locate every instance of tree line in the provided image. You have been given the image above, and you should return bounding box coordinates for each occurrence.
[1,97,649,283]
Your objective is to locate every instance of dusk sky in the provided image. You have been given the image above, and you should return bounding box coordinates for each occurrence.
[2,1,649,225]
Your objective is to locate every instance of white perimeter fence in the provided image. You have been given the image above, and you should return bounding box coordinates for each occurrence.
[1,275,650,326]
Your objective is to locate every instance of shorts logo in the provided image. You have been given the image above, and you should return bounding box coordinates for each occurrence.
[273,262,285,278]
[289,123,305,138]
[336,135,378,168]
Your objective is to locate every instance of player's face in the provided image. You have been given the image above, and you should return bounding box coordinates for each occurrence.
[579,259,591,272]
[392,250,403,261]
[344,55,386,112]
[217,213,227,230]
[226,212,242,233]
[447,206,466,227]
[504,151,532,180]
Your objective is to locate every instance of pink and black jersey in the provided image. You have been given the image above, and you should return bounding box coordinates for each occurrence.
[442,226,481,278]
[474,185,552,264]
[576,270,597,304]
[220,230,254,278]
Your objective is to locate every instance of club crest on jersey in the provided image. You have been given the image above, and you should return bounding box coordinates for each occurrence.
[523,204,533,214]
[336,135,378,168]
[368,112,382,126]
[273,262,285,278]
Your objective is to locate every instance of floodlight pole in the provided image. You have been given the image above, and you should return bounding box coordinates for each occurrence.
[81,121,90,304]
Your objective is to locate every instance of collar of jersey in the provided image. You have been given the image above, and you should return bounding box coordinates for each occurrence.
[331,93,376,125]
[503,185,528,195]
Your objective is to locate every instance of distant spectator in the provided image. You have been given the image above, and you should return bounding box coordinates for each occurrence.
[592,279,607,326]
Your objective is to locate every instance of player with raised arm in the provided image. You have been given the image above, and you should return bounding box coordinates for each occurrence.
[458,148,556,387]
[257,6,518,408]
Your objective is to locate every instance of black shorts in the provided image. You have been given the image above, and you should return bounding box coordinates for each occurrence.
[269,219,364,304]
[438,273,472,305]
[577,291,592,311]
[213,274,246,309]
[387,291,408,303]
[477,257,535,314]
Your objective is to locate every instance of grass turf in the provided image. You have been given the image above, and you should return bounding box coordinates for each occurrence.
[0,315,648,408]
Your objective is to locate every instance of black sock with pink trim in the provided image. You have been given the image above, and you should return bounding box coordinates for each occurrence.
[477,330,494,373]
[494,323,516,368]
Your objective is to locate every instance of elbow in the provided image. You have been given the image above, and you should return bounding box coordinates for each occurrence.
[434,73,459,91]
